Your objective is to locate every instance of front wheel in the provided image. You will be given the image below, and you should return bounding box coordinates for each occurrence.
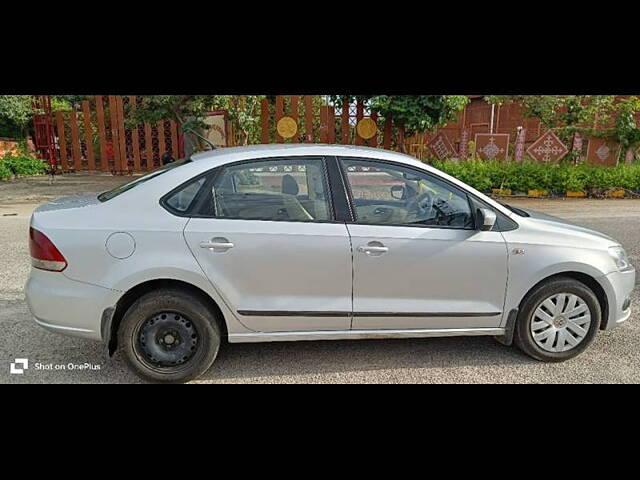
[118,288,221,383]
[514,277,601,362]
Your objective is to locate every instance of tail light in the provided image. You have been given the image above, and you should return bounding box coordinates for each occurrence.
[29,227,67,272]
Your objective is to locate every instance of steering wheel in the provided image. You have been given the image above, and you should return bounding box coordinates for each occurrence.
[430,196,467,226]
[406,190,433,218]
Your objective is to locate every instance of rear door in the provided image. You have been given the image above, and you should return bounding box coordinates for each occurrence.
[183,156,353,332]
[340,157,509,331]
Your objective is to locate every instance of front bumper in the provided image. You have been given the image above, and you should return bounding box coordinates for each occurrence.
[25,268,121,341]
[600,268,636,330]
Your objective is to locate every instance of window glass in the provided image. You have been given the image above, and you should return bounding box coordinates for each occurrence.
[341,158,473,228]
[98,158,191,202]
[204,158,331,222]
[165,176,207,213]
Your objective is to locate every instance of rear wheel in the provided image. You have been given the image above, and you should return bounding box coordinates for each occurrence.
[118,288,221,383]
[514,277,601,362]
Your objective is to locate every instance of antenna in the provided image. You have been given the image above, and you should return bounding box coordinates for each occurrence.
[183,127,217,151]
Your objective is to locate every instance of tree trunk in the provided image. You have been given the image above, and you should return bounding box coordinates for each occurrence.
[397,124,406,153]
[625,147,635,165]
[23,125,35,152]
[183,129,207,157]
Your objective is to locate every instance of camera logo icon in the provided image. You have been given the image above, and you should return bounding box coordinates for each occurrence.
[10,358,29,375]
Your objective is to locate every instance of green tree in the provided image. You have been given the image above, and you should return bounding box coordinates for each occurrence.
[487,95,640,164]
[486,95,616,131]
[486,95,616,162]
[612,96,640,164]
[127,95,266,153]
[0,95,33,138]
[210,96,265,146]
[126,95,215,131]
[329,95,469,152]
[125,96,219,154]
[370,95,469,135]
[0,95,72,139]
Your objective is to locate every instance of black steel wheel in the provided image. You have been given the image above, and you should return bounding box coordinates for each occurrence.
[136,311,200,369]
[119,288,221,383]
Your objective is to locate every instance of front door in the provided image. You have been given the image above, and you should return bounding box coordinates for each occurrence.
[339,157,509,330]
[184,156,352,332]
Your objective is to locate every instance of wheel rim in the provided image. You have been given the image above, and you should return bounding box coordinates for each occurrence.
[530,293,591,353]
[137,312,199,368]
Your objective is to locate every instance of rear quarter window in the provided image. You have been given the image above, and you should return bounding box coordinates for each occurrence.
[164,176,208,213]
[98,159,191,202]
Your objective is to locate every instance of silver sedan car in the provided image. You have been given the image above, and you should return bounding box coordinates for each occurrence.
[25,145,635,382]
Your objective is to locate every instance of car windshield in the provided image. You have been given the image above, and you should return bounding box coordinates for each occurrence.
[97,159,191,202]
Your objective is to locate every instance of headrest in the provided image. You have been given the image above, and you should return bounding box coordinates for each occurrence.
[282,174,299,196]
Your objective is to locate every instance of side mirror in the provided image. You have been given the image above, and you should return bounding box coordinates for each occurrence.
[477,208,497,231]
[390,185,405,200]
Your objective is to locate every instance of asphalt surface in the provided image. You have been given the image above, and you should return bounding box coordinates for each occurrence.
[1,174,638,383]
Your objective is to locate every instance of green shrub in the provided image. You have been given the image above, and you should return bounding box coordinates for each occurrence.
[434,159,493,192]
[549,164,589,192]
[586,166,615,190]
[1,151,48,178]
[0,160,11,180]
[504,161,546,192]
[430,160,640,194]
[614,164,640,190]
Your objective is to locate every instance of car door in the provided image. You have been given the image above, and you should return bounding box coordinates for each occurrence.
[340,157,509,331]
[183,156,353,332]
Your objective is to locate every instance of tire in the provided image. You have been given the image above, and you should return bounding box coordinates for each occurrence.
[514,277,601,362]
[118,288,221,383]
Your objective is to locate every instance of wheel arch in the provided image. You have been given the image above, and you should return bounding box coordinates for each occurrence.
[517,271,609,330]
[106,278,229,356]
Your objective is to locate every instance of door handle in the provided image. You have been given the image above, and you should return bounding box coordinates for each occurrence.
[358,246,389,253]
[200,237,234,252]
[357,242,389,255]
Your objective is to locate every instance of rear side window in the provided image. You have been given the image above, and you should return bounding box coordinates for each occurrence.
[98,159,191,202]
[198,157,332,222]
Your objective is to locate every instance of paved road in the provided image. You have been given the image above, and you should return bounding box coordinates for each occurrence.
[1,175,638,383]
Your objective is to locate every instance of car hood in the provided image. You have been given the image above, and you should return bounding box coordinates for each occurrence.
[34,193,102,213]
[517,207,618,245]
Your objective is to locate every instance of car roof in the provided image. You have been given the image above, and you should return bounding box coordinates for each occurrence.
[190,144,424,167]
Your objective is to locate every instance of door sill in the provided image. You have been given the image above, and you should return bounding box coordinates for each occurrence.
[228,327,505,343]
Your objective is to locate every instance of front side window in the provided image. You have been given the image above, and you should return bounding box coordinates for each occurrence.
[199,157,332,222]
[340,158,473,229]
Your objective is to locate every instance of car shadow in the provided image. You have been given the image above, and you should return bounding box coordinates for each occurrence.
[94,335,539,384]
[3,301,538,384]
[193,336,537,383]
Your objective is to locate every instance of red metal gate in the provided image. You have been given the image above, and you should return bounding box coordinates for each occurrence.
[32,96,57,169]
